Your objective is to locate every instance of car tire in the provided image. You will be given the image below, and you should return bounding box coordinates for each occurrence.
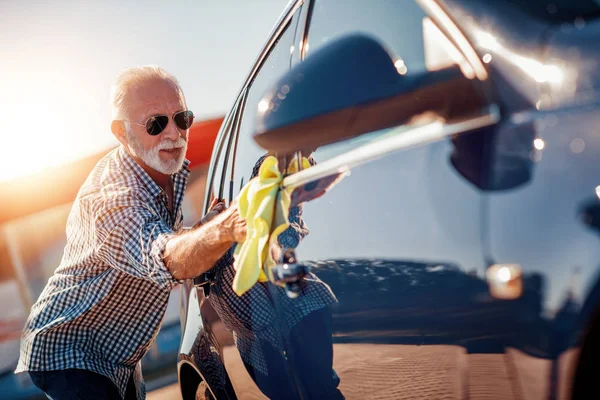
[195,381,214,400]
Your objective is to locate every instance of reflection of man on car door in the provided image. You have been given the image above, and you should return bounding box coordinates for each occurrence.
[207,152,344,399]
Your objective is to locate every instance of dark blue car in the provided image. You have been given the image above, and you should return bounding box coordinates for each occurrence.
[178,0,600,398]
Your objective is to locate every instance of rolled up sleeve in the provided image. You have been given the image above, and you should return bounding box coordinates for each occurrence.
[94,201,185,291]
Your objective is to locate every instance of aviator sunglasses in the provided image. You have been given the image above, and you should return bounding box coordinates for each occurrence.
[125,110,195,136]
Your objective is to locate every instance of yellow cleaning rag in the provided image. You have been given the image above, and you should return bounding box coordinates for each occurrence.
[232,155,310,296]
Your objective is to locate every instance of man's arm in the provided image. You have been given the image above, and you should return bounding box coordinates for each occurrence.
[163,201,246,280]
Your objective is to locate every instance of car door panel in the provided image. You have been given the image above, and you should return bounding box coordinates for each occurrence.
[196,6,308,400]
[262,0,557,398]
[483,18,600,399]
[486,108,600,399]
[180,0,600,398]
[279,127,512,398]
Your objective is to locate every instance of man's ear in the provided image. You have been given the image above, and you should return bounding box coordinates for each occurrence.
[111,120,128,146]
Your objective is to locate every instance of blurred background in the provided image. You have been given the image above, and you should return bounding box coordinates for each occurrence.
[0,0,288,397]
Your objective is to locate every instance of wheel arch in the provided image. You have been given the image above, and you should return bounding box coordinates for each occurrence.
[178,360,218,400]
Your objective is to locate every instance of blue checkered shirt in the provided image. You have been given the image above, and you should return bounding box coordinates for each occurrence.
[15,146,190,400]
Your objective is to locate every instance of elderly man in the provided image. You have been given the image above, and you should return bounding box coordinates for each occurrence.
[15,65,246,400]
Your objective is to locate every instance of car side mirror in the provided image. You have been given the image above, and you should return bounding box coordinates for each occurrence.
[252,33,492,154]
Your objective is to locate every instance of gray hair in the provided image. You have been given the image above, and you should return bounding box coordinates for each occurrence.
[110,65,184,120]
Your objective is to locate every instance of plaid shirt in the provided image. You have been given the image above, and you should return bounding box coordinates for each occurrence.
[207,155,337,375]
[15,146,190,400]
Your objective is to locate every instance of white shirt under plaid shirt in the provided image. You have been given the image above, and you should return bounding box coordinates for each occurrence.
[15,146,190,400]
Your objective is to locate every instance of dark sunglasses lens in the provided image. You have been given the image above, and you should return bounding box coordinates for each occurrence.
[174,110,194,130]
[146,116,169,136]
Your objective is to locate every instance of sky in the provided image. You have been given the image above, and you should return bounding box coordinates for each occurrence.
[0,0,290,182]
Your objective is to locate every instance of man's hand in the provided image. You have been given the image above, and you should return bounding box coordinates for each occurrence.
[212,199,247,243]
[164,197,247,280]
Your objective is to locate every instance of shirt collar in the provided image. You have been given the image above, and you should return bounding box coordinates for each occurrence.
[116,145,191,199]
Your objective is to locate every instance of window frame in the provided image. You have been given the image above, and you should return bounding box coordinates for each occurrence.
[221,89,248,203]
[300,0,485,79]
[236,0,304,93]
[223,1,306,201]
[203,101,238,212]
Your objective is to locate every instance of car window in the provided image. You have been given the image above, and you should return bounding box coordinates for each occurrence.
[300,0,435,163]
[206,132,228,206]
[305,0,427,72]
[231,13,300,197]
[206,109,236,210]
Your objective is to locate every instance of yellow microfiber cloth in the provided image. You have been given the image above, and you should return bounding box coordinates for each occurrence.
[232,155,311,296]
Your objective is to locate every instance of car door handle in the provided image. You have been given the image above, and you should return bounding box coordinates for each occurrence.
[270,249,310,299]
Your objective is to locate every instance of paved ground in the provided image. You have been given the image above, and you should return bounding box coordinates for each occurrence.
[148,384,182,400]
[148,344,579,400]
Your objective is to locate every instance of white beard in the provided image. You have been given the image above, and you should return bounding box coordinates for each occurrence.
[125,129,187,175]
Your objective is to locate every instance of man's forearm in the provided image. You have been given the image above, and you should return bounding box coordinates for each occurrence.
[163,218,234,280]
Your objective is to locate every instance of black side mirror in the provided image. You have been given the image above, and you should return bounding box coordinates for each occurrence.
[252,33,492,154]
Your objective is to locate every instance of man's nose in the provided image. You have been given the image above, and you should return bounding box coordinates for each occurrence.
[162,117,182,141]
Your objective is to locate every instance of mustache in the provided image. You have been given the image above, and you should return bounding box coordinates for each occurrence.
[156,137,187,150]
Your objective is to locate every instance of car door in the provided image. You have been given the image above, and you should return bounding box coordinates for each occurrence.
[179,105,241,399]
[236,0,513,398]
[198,3,309,399]
[482,15,600,399]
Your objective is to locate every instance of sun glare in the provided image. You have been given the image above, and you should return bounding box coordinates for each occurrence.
[0,103,81,182]
[0,62,115,183]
